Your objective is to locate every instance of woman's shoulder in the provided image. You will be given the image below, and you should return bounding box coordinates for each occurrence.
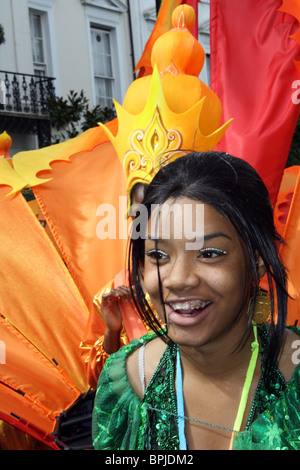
[96,332,158,403]
[104,332,156,368]
[126,335,168,399]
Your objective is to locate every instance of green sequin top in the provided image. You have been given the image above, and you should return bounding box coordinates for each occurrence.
[92,325,300,450]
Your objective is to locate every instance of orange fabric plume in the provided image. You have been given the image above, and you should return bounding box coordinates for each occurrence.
[32,126,128,321]
[0,185,90,447]
[135,0,200,77]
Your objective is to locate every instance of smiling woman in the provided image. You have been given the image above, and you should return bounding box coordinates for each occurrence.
[143,198,249,349]
[92,152,300,451]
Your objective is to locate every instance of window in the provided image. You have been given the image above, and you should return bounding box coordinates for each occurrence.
[29,11,47,76]
[204,54,211,86]
[91,27,114,107]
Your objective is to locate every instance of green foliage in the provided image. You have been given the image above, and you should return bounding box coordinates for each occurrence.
[0,24,5,45]
[45,90,116,145]
[81,105,116,132]
[286,117,300,167]
[47,90,88,133]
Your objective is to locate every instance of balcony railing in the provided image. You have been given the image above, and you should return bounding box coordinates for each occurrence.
[0,71,55,116]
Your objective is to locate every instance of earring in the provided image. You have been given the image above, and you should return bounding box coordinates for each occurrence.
[250,288,271,326]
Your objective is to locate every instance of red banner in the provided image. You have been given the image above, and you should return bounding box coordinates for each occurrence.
[210,0,300,204]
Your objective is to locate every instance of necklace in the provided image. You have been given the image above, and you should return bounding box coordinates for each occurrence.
[139,324,287,450]
[175,325,259,449]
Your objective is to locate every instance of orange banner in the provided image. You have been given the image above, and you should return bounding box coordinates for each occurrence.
[33,135,128,321]
[0,186,92,443]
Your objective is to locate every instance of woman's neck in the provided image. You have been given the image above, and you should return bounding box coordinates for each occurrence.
[179,323,255,381]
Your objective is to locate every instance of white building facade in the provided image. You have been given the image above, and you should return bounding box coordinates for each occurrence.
[0,0,210,155]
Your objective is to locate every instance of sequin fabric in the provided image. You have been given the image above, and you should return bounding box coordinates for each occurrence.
[138,341,180,450]
[92,326,300,450]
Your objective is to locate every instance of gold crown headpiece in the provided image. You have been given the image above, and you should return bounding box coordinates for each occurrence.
[99,5,232,196]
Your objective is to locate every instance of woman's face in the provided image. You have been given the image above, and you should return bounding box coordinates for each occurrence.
[143,197,252,348]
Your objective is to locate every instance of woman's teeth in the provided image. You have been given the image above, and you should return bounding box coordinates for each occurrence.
[168,300,211,315]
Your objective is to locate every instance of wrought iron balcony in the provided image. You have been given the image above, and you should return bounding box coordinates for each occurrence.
[0,71,56,147]
[0,70,55,116]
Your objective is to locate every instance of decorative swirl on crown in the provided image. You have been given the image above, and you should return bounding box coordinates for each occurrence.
[123,105,185,190]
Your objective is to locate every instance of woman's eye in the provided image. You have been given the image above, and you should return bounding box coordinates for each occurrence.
[197,248,227,259]
[146,249,169,261]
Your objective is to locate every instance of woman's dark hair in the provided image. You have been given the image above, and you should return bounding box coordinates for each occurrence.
[128,151,288,385]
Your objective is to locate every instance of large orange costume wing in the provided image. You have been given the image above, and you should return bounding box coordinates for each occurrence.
[0,184,91,448]
[0,123,127,448]
[11,122,128,322]
[32,140,128,321]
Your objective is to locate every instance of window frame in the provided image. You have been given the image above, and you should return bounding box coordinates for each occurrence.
[29,9,49,76]
[90,25,115,108]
